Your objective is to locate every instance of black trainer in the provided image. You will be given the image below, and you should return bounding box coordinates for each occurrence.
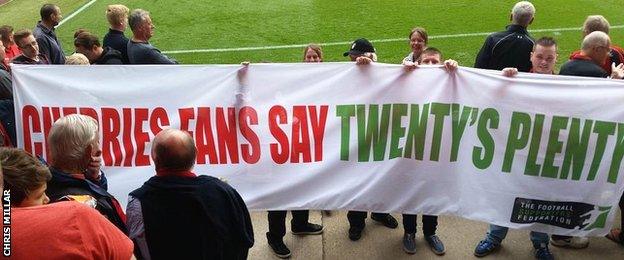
[371,214,398,229]
[266,232,291,258]
[349,226,364,241]
[292,223,323,235]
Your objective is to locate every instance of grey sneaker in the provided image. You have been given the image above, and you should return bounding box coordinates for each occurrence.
[425,234,446,255]
[550,237,589,249]
[403,232,417,254]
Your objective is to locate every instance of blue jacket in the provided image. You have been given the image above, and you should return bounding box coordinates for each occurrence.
[103,28,130,64]
[33,21,66,64]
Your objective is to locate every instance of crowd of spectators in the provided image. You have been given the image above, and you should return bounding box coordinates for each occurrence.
[1,1,623,260]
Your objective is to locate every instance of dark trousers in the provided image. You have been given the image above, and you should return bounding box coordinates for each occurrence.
[347,211,389,228]
[402,214,438,236]
[267,210,309,241]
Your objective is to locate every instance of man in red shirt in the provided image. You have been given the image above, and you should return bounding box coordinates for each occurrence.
[561,31,624,78]
[12,202,135,260]
[0,40,9,71]
[568,15,624,74]
[0,25,21,61]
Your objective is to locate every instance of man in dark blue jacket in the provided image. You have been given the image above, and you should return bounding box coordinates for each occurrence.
[127,129,254,260]
[33,4,65,64]
[127,9,178,64]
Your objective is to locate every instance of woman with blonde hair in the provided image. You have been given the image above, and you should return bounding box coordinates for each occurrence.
[65,53,90,65]
[265,44,325,259]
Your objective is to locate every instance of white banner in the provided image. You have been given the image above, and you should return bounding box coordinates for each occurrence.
[11,63,624,236]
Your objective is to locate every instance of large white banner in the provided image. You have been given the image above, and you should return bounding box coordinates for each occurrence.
[11,63,624,236]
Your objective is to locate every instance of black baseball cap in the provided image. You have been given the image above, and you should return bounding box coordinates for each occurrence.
[343,38,376,57]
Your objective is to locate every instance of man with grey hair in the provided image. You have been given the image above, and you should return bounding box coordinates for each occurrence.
[569,15,624,74]
[127,9,177,64]
[560,31,624,78]
[127,128,254,259]
[475,1,535,72]
[582,15,610,36]
[45,114,127,233]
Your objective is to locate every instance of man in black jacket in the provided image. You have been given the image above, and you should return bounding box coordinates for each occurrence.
[74,31,123,65]
[127,129,254,260]
[475,1,535,72]
[560,31,624,79]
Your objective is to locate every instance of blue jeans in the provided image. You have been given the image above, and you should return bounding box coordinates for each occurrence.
[486,224,549,248]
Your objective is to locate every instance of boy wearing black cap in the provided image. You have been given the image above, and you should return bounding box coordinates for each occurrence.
[343,38,399,241]
[344,38,378,64]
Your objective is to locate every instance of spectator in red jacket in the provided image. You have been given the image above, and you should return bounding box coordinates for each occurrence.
[0,40,9,71]
[569,15,624,74]
[1,147,135,259]
[561,31,624,79]
[0,25,21,61]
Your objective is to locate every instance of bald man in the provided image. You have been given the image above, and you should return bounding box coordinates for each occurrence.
[560,31,624,78]
[568,15,624,74]
[127,129,254,260]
